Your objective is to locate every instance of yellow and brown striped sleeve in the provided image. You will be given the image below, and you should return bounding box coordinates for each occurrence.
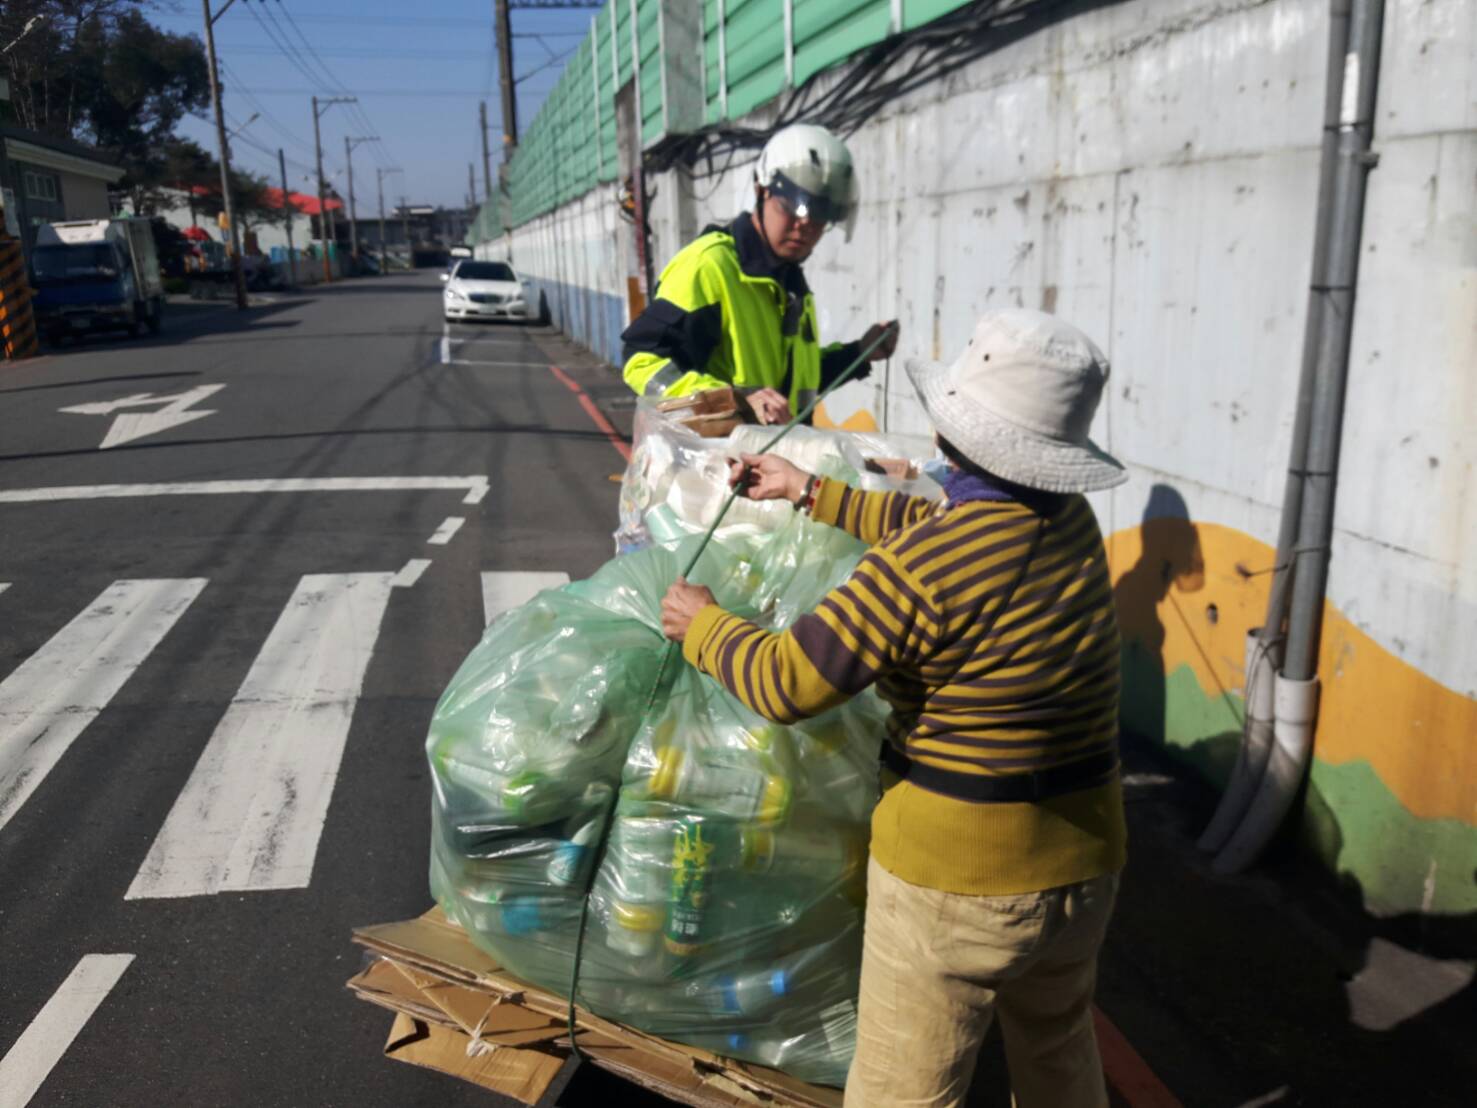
[682,547,942,724]
[810,478,936,546]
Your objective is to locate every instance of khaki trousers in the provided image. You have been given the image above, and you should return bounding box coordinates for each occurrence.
[844,858,1118,1108]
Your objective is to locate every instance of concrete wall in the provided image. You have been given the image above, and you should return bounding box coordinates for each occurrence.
[478,0,1477,919]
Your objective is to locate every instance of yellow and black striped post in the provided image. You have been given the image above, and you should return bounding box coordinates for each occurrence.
[0,236,39,362]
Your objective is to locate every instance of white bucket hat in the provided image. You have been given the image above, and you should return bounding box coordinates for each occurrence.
[905,308,1127,494]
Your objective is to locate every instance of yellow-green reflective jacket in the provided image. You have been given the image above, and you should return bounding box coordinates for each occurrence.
[620,214,864,414]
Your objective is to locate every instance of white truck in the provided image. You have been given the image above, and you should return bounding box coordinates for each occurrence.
[31,218,165,343]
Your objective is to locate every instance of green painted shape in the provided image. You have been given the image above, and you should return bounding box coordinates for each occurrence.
[1122,650,1477,918]
[1304,758,1477,917]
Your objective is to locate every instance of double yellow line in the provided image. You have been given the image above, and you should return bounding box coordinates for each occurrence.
[0,237,38,362]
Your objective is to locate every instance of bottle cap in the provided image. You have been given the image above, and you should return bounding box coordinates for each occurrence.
[770,969,789,996]
[739,827,775,871]
[611,901,663,932]
[647,746,683,800]
[756,775,793,823]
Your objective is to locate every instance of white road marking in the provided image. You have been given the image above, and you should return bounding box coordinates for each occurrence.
[391,559,431,588]
[0,475,490,506]
[481,571,570,626]
[0,579,206,833]
[0,954,135,1108]
[60,384,225,449]
[126,573,399,899]
[0,583,8,596]
[427,516,465,545]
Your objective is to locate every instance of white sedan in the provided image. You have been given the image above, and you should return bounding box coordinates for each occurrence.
[442,260,532,323]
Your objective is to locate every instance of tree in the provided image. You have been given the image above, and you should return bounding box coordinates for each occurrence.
[1,3,210,205]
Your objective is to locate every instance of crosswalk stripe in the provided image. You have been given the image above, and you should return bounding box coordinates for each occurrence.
[481,571,570,626]
[0,579,206,834]
[126,573,400,899]
[0,954,135,1108]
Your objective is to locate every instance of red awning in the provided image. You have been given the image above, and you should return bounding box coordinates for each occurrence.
[181,225,211,241]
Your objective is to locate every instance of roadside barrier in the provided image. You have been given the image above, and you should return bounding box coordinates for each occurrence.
[0,237,38,361]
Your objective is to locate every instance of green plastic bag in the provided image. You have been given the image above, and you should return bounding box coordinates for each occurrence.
[428,514,884,1086]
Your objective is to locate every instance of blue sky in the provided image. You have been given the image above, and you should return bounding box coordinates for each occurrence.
[150,1,593,210]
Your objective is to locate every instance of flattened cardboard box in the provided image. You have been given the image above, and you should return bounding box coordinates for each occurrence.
[350,908,843,1108]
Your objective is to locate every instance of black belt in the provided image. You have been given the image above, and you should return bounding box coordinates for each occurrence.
[881,743,1119,804]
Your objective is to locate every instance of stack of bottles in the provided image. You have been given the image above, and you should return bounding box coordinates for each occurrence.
[428,517,885,1086]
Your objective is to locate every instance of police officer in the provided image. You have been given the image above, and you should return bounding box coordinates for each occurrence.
[622,124,898,424]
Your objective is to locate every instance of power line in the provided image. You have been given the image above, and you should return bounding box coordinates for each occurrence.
[271,2,396,171]
[217,59,317,158]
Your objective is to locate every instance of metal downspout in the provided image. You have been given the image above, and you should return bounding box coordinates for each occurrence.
[1197,0,1351,853]
[1214,0,1386,874]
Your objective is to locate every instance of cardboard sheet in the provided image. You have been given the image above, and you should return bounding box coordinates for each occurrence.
[350,908,843,1108]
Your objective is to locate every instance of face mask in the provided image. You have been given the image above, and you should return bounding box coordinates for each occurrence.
[922,449,952,486]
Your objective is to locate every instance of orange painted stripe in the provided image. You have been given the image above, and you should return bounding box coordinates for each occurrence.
[547,363,632,463]
[1094,1006,1183,1108]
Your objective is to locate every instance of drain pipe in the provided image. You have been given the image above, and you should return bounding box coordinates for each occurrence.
[1197,0,1350,853]
[1214,0,1386,874]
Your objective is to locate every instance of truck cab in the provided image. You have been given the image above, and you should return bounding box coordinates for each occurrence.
[31,219,165,344]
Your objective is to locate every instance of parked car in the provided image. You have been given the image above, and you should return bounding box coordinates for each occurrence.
[441,259,531,323]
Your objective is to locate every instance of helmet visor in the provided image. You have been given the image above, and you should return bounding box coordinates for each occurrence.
[767,170,854,228]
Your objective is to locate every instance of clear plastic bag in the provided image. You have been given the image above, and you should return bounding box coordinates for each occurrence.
[429,513,886,1086]
[616,401,940,554]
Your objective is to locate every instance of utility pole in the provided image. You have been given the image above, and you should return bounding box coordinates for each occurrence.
[494,0,518,154]
[201,0,247,310]
[400,196,411,266]
[278,148,297,287]
[376,166,401,273]
[344,134,377,271]
[479,100,494,203]
[468,162,478,209]
[311,94,356,283]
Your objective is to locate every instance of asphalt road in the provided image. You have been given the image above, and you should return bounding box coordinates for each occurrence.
[5,275,1472,1108]
[0,274,654,1107]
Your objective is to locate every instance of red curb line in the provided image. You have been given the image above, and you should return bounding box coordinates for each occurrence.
[548,363,632,462]
[1094,1006,1183,1108]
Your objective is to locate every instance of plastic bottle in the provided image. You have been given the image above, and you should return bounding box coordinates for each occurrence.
[664,817,721,957]
[739,819,866,885]
[547,817,600,887]
[604,816,671,960]
[647,746,792,823]
[685,967,791,1017]
[497,893,561,937]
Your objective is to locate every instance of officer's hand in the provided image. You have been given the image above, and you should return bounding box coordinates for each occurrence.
[661,577,717,643]
[861,321,900,361]
[728,453,809,503]
[748,387,792,425]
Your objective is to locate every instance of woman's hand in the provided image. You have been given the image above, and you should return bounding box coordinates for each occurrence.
[661,577,717,643]
[728,453,810,503]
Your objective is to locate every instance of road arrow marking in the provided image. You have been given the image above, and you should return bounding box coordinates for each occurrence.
[60,384,225,449]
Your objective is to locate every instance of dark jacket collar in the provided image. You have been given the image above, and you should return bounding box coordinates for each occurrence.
[705,212,810,296]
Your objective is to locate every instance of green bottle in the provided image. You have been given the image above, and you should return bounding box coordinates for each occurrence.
[664,817,720,957]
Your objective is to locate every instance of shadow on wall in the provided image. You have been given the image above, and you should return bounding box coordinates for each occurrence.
[1113,483,1243,784]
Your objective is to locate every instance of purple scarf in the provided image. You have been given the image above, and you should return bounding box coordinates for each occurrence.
[943,468,1017,506]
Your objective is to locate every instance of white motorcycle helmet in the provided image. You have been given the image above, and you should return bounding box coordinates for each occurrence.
[753,123,859,242]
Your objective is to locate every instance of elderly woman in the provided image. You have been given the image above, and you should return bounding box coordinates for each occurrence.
[661,308,1129,1108]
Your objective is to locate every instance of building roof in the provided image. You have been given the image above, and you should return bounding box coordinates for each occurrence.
[260,186,342,216]
[1,124,124,183]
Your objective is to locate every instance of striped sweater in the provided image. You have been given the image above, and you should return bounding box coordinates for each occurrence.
[682,476,1127,895]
